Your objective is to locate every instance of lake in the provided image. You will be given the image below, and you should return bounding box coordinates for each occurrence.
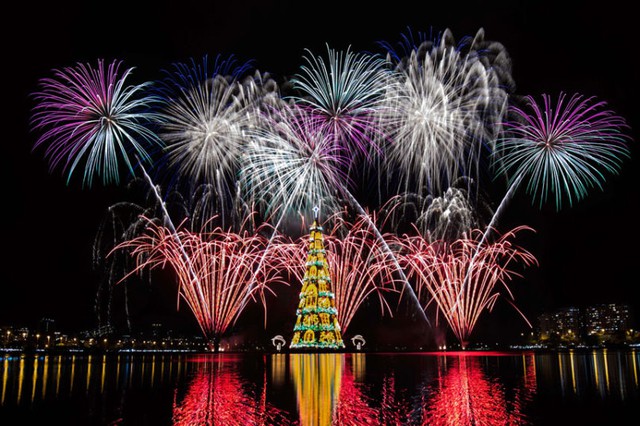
[1,349,638,425]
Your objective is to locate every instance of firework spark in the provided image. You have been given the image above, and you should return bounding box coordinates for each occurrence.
[30,59,162,187]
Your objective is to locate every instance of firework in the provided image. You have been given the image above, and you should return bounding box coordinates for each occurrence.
[30,59,162,187]
[379,28,511,197]
[494,92,631,210]
[396,226,537,347]
[114,217,289,347]
[290,45,393,161]
[240,104,350,219]
[28,24,635,356]
[154,56,256,192]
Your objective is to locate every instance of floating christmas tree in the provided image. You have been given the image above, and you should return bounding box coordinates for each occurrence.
[290,207,345,350]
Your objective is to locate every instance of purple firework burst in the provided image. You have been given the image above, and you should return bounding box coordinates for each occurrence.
[495,92,631,209]
[30,59,162,187]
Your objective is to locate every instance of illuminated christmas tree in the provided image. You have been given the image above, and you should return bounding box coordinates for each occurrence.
[290,207,345,350]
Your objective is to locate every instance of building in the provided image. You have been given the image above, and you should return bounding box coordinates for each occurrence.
[584,304,631,335]
[537,307,581,340]
[39,318,56,334]
[536,303,634,346]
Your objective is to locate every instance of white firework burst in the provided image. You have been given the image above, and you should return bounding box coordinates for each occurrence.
[380,28,511,197]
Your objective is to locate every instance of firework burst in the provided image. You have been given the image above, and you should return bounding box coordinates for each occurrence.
[379,28,511,197]
[30,59,162,187]
[290,45,393,162]
[494,92,631,210]
[154,56,256,192]
[240,104,350,220]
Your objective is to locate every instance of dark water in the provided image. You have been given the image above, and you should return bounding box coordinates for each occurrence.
[0,350,638,425]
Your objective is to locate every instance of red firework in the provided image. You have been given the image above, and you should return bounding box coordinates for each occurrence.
[114,217,289,346]
[395,226,537,347]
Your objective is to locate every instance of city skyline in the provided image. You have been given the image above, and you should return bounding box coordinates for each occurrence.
[3,0,638,348]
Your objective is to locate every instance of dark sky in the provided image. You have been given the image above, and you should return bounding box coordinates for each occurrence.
[3,0,639,344]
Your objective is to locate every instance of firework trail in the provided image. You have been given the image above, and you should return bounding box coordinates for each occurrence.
[279,211,400,334]
[114,216,289,346]
[93,190,161,332]
[395,226,537,347]
[30,59,163,187]
[378,28,512,198]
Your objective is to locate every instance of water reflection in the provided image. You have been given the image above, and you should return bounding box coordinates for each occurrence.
[333,354,380,425]
[418,353,537,425]
[549,349,640,400]
[0,353,192,407]
[0,350,638,424]
[289,353,343,426]
[172,354,290,425]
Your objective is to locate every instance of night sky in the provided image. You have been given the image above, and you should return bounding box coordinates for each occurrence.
[3,1,639,345]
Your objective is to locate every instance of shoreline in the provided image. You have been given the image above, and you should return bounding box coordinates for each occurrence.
[2,345,638,357]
